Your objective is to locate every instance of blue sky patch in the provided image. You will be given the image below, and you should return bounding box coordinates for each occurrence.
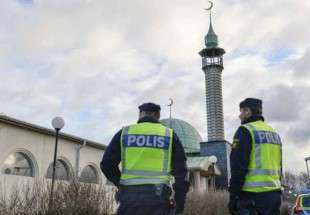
[265,47,294,66]
[227,48,258,60]
[16,0,33,5]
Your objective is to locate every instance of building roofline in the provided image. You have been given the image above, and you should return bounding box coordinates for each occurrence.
[0,114,106,150]
[200,140,229,144]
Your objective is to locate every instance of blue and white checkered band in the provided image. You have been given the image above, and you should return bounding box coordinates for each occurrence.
[123,135,170,150]
[253,131,282,145]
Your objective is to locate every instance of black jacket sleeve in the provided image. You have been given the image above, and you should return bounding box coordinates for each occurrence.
[100,129,122,187]
[229,127,251,198]
[171,132,190,206]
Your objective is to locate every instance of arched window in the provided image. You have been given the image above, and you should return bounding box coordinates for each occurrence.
[79,165,98,184]
[46,159,71,181]
[2,152,34,177]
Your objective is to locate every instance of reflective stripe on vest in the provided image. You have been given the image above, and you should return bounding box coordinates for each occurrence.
[122,169,168,177]
[243,180,281,189]
[247,169,281,176]
[241,121,282,192]
[120,123,173,186]
[120,178,170,186]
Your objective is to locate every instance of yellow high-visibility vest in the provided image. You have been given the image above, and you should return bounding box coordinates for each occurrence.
[241,120,282,192]
[120,122,173,186]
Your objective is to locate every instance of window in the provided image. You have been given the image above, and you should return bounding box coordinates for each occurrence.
[46,160,71,181]
[302,196,310,207]
[3,152,34,177]
[79,165,98,184]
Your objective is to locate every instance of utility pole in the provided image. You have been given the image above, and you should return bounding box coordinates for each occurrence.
[167,98,173,128]
[305,156,310,185]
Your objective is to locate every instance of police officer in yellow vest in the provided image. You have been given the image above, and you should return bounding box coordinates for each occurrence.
[228,98,282,215]
[100,103,189,215]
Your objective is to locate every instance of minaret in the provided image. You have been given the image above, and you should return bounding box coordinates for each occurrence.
[199,9,225,141]
[199,3,229,188]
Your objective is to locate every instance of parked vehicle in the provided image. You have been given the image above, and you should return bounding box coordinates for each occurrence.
[292,190,310,215]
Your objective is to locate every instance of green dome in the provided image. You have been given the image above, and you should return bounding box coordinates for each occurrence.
[160,118,202,153]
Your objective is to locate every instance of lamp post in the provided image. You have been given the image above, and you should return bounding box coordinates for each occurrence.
[305,156,310,184]
[49,117,65,212]
[167,98,173,128]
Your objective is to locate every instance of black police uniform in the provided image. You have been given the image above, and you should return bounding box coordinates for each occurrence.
[229,115,282,215]
[100,104,189,215]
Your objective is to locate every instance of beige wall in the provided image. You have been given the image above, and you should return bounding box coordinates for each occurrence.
[0,122,106,185]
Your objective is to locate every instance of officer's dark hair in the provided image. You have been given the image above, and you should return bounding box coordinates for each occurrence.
[249,107,262,116]
[140,110,160,115]
[139,110,160,120]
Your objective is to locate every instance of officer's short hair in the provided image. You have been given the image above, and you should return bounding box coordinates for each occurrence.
[240,98,263,115]
[250,107,262,115]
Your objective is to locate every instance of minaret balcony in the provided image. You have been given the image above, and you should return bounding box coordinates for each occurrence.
[202,56,223,69]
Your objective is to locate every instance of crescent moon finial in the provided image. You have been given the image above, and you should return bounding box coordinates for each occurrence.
[167,98,174,107]
[204,1,213,11]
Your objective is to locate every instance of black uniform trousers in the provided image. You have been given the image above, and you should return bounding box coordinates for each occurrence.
[236,191,281,215]
[116,185,173,215]
[118,204,171,215]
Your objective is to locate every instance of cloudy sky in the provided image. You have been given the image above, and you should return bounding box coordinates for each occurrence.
[1,0,310,173]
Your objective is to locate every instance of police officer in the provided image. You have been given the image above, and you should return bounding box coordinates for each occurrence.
[100,102,189,215]
[228,98,282,215]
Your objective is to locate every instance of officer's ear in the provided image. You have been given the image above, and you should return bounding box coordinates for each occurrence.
[156,111,160,120]
[150,111,160,120]
[139,111,146,119]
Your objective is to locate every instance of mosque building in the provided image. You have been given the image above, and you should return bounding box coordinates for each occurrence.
[0,114,221,192]
[161,5,230,188]
[199,5,230,188]
[0,114,106,191]
[161,118,221,191]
